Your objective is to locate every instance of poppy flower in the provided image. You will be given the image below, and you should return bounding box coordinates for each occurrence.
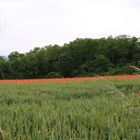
[137,91,140,94]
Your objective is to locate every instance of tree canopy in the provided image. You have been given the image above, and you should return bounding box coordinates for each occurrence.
[0,35,140,79]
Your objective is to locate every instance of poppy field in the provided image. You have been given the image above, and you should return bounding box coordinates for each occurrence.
[0,75,140,140]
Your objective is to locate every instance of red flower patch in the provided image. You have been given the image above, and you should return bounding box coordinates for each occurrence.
[137,91,140,94]
[0,74,139,84]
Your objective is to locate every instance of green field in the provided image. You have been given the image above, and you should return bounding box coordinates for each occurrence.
[0,78,140,140]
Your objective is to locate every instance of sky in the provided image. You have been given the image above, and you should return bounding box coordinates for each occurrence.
[0,0,140,55]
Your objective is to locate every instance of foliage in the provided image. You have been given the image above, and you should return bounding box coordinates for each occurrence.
[0,35,140,79]
[47,72,63,78]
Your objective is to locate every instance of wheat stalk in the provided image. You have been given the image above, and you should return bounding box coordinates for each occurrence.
[0,127,3,140]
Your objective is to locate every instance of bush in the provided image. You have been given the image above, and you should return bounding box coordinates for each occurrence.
[107,66,135,75]
[47,72,63,78]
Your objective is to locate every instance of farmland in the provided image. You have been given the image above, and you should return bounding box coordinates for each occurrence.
[0,76,140,140]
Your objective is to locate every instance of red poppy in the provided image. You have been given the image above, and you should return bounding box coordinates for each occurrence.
[0,74,139,84]
[137,91,140,94]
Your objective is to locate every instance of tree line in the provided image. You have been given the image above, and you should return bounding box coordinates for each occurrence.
[0,35,140,79]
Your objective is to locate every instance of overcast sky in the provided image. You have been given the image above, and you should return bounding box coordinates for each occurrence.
[0,0,140,55]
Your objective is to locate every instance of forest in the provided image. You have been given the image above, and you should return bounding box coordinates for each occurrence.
[0,35,140,79]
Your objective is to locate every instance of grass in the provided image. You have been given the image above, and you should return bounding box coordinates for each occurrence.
[0,78,140,140]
